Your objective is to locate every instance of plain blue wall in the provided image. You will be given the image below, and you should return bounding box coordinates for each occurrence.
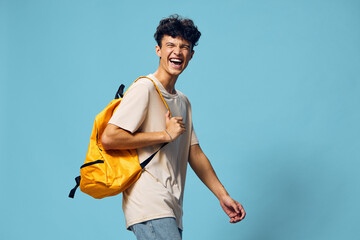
[1,0,359,239]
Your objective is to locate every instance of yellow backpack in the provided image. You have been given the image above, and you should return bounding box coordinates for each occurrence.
[69,76,171,199]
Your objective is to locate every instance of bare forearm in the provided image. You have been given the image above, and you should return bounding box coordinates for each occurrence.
[189,144,229,200]
[189,145,246,223]
[101,124,169,150]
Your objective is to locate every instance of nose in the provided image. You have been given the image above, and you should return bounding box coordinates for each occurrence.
[173,46,181,55]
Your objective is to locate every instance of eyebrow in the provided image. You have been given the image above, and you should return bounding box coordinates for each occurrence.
[181,44,191,48]
[165,42,191,48]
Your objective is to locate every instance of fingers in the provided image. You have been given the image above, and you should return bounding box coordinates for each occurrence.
[171,118,185,129]
[172,116,183,122]
[230,216,242,223]
[238,202,246,221]
[229,202,245,223]
[173,118,185,129]
[165,114,186,141]
[231,200,241,214]
[165,112,183,124]
[221,198,246,224]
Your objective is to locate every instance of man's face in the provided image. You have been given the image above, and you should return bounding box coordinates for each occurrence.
[155,35,194,77]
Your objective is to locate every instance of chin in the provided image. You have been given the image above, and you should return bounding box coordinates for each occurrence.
[166,68,182,76]
[171,66,186,75]
[170,71,183,77]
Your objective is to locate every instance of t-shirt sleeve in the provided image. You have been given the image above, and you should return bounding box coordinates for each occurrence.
[108,82,150,133]
[190,123,199,145]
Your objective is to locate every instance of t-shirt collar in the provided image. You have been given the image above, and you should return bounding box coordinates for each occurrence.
[148,74,179,98]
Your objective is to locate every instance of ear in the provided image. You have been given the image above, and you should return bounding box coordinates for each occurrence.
[155,45,161,57]
[190,50,195,60]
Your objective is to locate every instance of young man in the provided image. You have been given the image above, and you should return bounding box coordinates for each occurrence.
[101,15,245,239]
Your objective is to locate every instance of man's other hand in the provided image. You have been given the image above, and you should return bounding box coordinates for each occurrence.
[220,195,246,223]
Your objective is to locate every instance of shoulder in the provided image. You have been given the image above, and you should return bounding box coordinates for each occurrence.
[137,76,157,88]
[126,77,155,94]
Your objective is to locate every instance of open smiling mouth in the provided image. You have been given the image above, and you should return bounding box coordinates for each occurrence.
[169,58,183,66]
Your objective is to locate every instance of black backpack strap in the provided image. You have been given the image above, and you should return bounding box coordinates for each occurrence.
[115,84,125,99]
[68,176,81,198]
[140,143,168,169]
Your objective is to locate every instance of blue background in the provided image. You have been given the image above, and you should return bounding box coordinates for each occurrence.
[1,0,359,239]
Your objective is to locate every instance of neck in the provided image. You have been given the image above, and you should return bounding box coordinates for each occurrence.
[153,69,178,94]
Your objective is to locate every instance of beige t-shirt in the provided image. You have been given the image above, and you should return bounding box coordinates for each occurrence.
[108,74,199,230]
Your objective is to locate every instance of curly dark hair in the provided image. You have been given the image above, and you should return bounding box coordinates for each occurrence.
[154,14,201,50]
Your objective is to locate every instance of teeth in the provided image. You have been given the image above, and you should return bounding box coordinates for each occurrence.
[170,59,182,63]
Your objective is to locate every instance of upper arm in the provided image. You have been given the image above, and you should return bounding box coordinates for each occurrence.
[189,144,203,167]
[100,124,132,150]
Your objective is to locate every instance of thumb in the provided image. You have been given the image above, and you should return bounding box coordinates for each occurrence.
[232,201,240,214]
[165,111,171,120]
